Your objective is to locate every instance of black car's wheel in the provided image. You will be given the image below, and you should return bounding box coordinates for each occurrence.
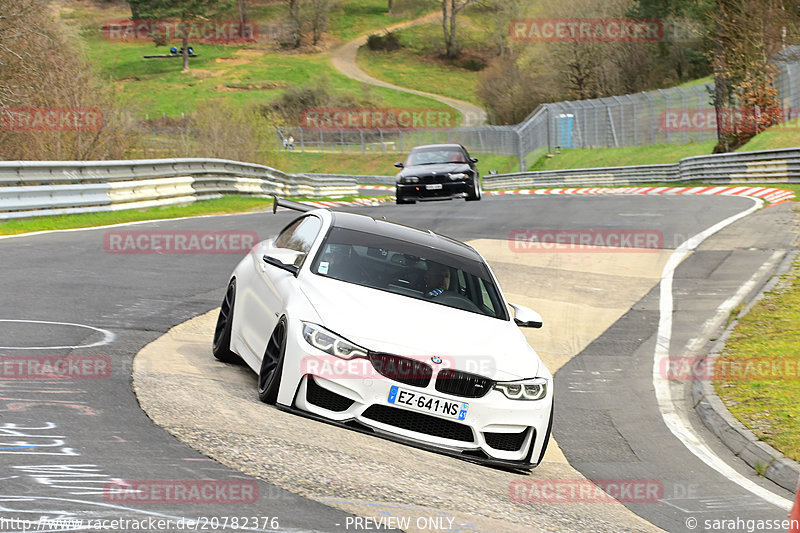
[212,279,240,363]
[257,317,287,404]
[465,177,481,201]
[396,194,416,205]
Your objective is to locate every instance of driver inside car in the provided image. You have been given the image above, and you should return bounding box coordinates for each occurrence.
[424,263,451,297]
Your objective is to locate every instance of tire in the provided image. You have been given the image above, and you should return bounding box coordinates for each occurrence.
[465,177,481,201]
[257,317,287,404]
[395,191,415,204]
[212,279,240,363]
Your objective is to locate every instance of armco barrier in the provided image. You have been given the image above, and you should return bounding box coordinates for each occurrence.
[305,173,397,186]
[0,158,357,219]
[483,147,800,189]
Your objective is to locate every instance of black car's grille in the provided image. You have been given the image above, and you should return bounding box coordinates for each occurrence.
[361,404,474,442]
[435,369,493,398]
[306,377,354,412]
[420,174,449,184]
[484,428,531,452]
[368,353,432,388]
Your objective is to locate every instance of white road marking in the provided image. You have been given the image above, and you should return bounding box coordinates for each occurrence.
[0,319,115,350]
[651,196,794,511]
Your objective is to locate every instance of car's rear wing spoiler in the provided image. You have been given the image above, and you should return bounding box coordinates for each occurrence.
[272,196,324,214]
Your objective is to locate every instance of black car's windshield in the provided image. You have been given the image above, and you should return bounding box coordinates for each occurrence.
[405,147,467,166]
[311,227,507,320]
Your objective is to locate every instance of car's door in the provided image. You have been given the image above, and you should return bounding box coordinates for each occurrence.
[240,215,322,359]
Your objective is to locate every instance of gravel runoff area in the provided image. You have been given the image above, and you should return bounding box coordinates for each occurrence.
[133,239,673,533]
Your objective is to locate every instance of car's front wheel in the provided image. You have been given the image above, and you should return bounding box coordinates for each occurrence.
[396,192,416,205]
[258,317,287,404]
[465,177,481,201]
[212,279,240,363]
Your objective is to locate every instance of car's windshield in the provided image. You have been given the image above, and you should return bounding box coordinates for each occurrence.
[405,147,467,166]
[311,227,507,320]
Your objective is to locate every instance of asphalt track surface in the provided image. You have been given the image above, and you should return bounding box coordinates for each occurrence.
[0,194,795,532]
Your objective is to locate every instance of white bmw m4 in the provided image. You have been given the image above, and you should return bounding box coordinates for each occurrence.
[212,198,553,469]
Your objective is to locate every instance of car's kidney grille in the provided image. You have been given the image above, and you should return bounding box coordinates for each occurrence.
[306,377,354,412]
[435,369,493,398]
[361,404,474,442]
[484,428,531,451]
[368,353,432,388]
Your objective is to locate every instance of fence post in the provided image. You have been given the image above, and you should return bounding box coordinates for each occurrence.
[658,89,671,143]
[360,130,365,155]
[676,87,688,143]
[517,129,525,172]
[300,127,305,152]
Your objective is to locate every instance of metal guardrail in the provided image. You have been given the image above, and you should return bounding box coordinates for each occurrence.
[305,173,396,186]
[2,147,798,219]
[0,158,358,219]
[483,147,800,189]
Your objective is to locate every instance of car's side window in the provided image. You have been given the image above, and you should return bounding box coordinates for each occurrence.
[275,216,322,255]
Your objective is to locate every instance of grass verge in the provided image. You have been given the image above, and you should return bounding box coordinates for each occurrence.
[273,151,519,175]
[714,244,800,463]
[0,195,374,237]
[529,142,718,171]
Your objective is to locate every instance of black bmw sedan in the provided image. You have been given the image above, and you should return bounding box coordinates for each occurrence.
[394,144,481,204]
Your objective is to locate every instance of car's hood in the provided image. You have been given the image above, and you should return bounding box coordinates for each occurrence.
[298,275,541,381]
[397,163,470,177]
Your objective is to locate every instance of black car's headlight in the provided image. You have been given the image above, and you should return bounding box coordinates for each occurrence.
[302,322,367,359]
[448,172,468,180]
[494,378,548,400]
[400,176,419,184]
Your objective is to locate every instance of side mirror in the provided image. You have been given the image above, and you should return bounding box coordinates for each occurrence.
[394,162,404,168]
[509,303,542,328]
[470,157,479,163]
[262,248,304,276]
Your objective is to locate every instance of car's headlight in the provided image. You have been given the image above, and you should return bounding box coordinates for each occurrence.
[494,378,548,400]
[448,173,467,180]
[400,176,419,183]
[302,322,367,359]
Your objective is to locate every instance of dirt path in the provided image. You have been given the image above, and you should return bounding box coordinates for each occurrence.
[329,12,488,127]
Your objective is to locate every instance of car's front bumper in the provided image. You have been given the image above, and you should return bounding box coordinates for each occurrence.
[276,321,553,468]
[396,181,470,200]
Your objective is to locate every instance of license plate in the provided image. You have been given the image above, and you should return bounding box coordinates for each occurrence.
[425,184,443,190]
[387,385,468,421]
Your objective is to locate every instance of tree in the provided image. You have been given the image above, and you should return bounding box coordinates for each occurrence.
[285,0,336,47]
[710,0,798,151]
[441,0,477,59]
[126,0,234,71]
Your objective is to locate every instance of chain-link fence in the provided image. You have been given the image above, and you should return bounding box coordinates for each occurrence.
[273,51,800,172]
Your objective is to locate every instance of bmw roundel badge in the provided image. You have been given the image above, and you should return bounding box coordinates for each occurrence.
[431,356,443,364]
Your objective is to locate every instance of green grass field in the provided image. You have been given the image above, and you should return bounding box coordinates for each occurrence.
[356,22,485,106]
[274,151,519,175]
[0,195,378,236]
[528,142,718,171]
[715,250,800,463]
[67,1,449,119]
